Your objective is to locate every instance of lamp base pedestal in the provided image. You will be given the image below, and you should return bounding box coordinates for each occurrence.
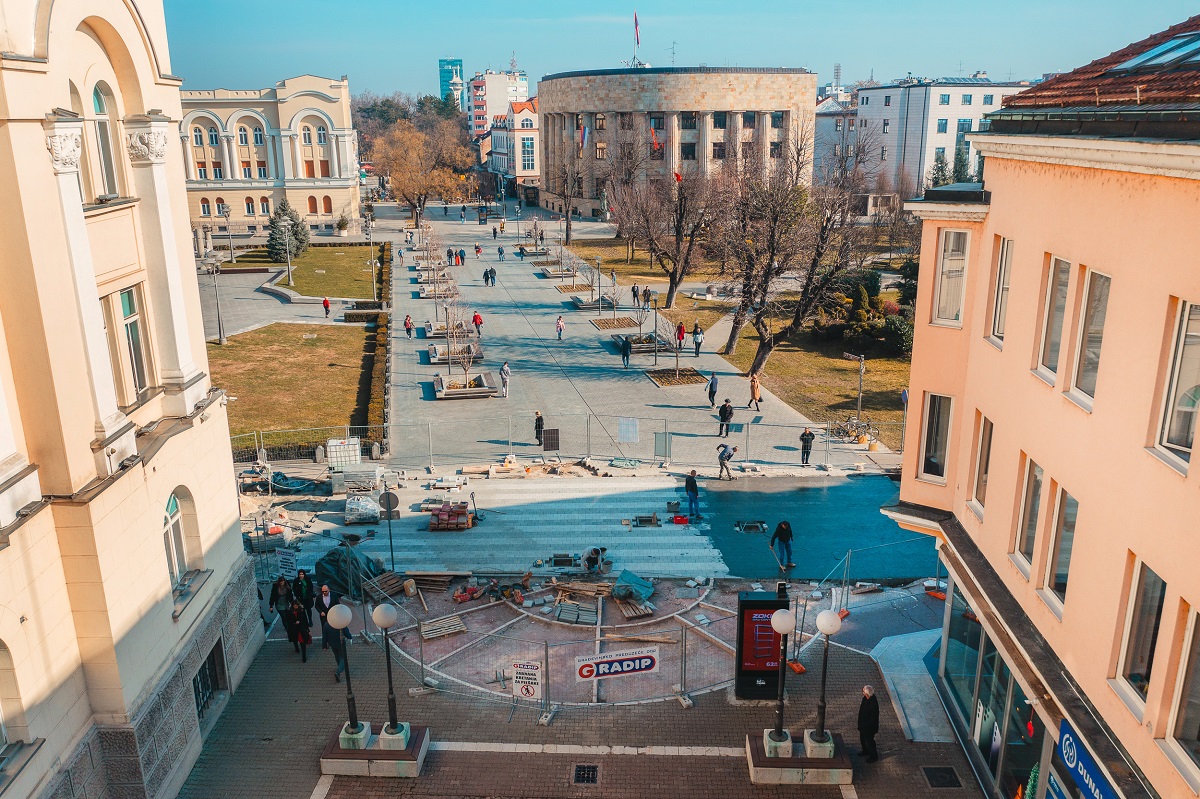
[745,732,852,785]
[321,724,431,778]
[763,729,793,758]
[340,721,371,750]
[803,729,837,759]
[378,722,411,750]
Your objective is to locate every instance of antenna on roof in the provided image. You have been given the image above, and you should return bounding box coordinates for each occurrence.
[510,51,518,72]
[833,62,842,87]
[957,60,965,76]
[670,40,677,66]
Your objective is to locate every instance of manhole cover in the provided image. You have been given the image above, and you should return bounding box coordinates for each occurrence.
[923,766,962,788]
[573,764,599,785]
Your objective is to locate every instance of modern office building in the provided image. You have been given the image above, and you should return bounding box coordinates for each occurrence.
[438,58,466,111]
[537,66,817,218]
[886,15,1200,799]
[180,75,361,240]
[469,69,529,138]
[488,98,540,203]
[0,1,263,798]
[856,75,1027,193]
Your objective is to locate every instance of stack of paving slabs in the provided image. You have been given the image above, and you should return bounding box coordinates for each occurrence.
[555,600,599,625]
[428,502,473,531]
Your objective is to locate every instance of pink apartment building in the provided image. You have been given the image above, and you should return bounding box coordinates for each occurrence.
[885,16,1200,799]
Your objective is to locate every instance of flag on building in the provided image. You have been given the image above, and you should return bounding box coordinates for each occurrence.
[650,126,661,149]
[634,12,640,47]
[581,126,589,149]
[673,171,682,182]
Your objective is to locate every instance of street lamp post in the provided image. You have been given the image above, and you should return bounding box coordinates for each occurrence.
[812,609,844,746]
[653,294,659,365]
[768,607,796,752]
[278,218,295,286]
[326,604,364,742]
[205,256,227,345]
[371,603,401,734]
[222,208,236,264]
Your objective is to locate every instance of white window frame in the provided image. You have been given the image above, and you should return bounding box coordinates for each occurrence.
[968,416,993,517]
[317,126,328,145]
[302,127,312,145]
[237,127,248,146]
[212,164,223,180]
[208,127,219,147]
[193,127,203,147]
[241,164,251,179]
[989,238,1014,346]
[1011,457,1043,577]
[1157,300,1200,468]
[163,494,188,590]
[257,164,268,179]
[200,199,211,216]
[1162,612,1200,792]
[918,393,953,483]
[260,198,270,215]
[253,127,264,145]
[1110,560,1166,719]
[1037,258,1072,381]
[939,94,950,105]
[1069,269,1112,406]
[1039,487,1077,617]
[244,198,254,215]
[197,164,208,180]
[932,229,969,326]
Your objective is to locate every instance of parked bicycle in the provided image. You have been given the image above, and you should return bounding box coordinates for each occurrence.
[832,415,874,442]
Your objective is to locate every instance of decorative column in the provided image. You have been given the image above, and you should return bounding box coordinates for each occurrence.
[222,134,236,179]
[125,116,207,415]
[179,134,195,180]
[329,134,341,178]
[699,111,711,176]
[666,111,680,176]
[43,116,136,472]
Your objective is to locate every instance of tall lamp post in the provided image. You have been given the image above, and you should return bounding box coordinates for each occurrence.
[371,603,409,745]
[810,609,844,753]
[204,255,227,345]
[222,207,237,264]
[652,294,660,365]
[767,607,797,755]
[277,218,295,286]
[326,604,367,746]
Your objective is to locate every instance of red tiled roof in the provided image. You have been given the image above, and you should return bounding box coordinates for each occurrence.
[1004,15,1200,109]
[511,97,538,115]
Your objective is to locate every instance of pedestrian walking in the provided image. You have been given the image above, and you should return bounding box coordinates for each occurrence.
[397,250,405,266]
[748,374,762,411]
[555,315,565,340]
[446,247,454,264]
[322,297,331,318]
[718,399,734,437]
[706,372,719,408]
[500,361,511,397]
[404,315,414,338]
[315,584,351,649]
[498,246,505,261]
[692,323,704,357]
[482,266,490,286]
[500,220,505,234]
[632,284,640,306]
[685,469,700,518]
[534,411,544,446]
[642,291,651,310]
[800,427,816,465]
[472,311,484,337]
[488,267,497,286]
[717,443,738,480]
[268,576,293,617]
[539,230,545,245]
[858,686,880,762]
[458,248,467,265]
[620,335,633,368]
[676,322,686,350]
[770,520,795,567]
[460,210,465,223]
[286,599,312,661]
[292,569,315,624]
[475,243,482,258]
[279,598,301,653]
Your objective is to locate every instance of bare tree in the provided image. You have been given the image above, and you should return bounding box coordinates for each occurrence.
[603,115,656,263]
[444,301,478,387]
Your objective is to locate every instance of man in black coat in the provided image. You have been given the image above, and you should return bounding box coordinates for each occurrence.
[718,400,734,437]
[315,584,353,649]
[534,411,545,446]
[800,427,816,465]
[620,336,633,368]
[858,685,880,762]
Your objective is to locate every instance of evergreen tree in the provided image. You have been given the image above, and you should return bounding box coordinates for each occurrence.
[267,198,309,263]
[952,146,971,183]
[971,154,986,184]
[927,150,952,188]
[898,259,919,308]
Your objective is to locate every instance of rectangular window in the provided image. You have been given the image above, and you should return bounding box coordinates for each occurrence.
[983,94,994,105]
[197,163,208,180]
[962,94,973,105]
[594,141,607,160]
[884,95,892,106]
[741,111,756,127]
[680,111,697,130]
[921,394,952,479]
[945,583,982,720]
[649,113,665,130]
[1039,258,1072,374]
[1073,272,1111,399]
[94,120,118,197]
[1046,489,1078,604]
[991,238,1014,341]
[770,111,784,128]
[521,137,535,170]
[1015,460,1044,567]
[712,111,727,130]
[595,113,606,130]
[120,288,149,396]
[934,146,945,159]
[1172,614,1200,771]
[257,162,267,179]
[769,141,782,159]
[680,142,697,161]
[934,230,968,324]
[241,161,251,179]
[712,142,726,160]
[193,644,225,722]
[574,114,582,130]
[849,118,855,130]
[1159,302,1200,463]
[880,146,887,161]
[253,128,264,145]
[212,163,223,180]
[937,118,948,133]
[260,199,269,214]
[939,94,951,105]
[1120,563,1166,702]
[319,160,331,178]
[882,119,890,134]
[833,144,841,157]
[972,418,994,507]
[835,118,843,131]
[861,96,869,106]
[304,160,315,178]
[619,112,633,130]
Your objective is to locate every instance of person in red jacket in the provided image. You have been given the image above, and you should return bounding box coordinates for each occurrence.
[472,311,484,337]
[676,322,686,350]
[322,297,331,318]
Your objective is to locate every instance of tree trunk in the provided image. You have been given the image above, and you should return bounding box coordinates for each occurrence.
[663,275,681,309]
[564,208,573,244]
[722,305,749,355]
[747,338,773,378]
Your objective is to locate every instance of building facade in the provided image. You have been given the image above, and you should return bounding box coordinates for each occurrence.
[438,57,466,111]
[856,75,1027,194]
[469,69,529,138]
[488,98,540,202]
[813,97,855,180]
[0,1,263,799]
[537,66,817,218]
[886,17,1200,799]
[180,75,361,242]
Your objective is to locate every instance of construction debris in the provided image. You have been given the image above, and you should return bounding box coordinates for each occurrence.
[428,502,474,531]
[555,581,613,597]
[614,600,655,619]
[604,632,674,644]
[419,615,467,640]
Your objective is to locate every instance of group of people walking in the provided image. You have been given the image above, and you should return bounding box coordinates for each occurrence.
[267,572,353,681]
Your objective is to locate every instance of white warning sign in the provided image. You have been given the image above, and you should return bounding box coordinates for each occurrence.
[512,660,542,700]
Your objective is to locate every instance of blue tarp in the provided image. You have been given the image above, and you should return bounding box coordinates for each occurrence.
[611,570,654,604]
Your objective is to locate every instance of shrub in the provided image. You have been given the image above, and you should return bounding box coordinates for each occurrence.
[882,300,901,316]
[882,314,914,356]
[344,310,384,323]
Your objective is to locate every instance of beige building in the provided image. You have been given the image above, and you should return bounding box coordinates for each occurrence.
[0,2,262,798]
[537,66,817,218]
[886,17,1200,799]
[488,98,540,204]
[180,74,360,241]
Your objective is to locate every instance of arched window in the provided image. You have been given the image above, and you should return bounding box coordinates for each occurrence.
[317,126,328,145]
[302,126,312,145]
[91,85,119,197]
[214,197,226,216]
[193,127,203,146]
[322,196,332,214]
[260,197,270,214]
[0,640,27,744]
[253,126,264,146]
[238,126,248,146]
[307,196,318,214]
[163,493,188,588]
[200,198,211,216]
[208,127,219,147]
[521,118,534,129]
[244,197,255,214]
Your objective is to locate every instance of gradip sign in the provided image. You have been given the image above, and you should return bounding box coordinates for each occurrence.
[574,647,659,681]
[512,660,542,700]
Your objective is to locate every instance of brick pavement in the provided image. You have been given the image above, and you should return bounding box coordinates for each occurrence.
[177,634,981,799]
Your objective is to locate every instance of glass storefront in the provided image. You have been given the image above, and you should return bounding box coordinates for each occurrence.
[946,582,983,720]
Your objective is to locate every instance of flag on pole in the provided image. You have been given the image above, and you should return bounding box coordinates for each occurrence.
[634,12,640,47]
[650,126,660,149]
[673,171,682,182]
[580,126,589,149]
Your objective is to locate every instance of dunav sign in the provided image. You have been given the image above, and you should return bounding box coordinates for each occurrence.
[1058,719,1119,799]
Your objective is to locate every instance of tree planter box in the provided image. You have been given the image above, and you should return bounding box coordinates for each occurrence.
[428,342,484,365]
[419,284,458,299]
[415,271,451,284]
[424,321,469,338]
[540,266,574,278]
[434,372,499,400]
[611,333,673,354]
[571,295,628,311]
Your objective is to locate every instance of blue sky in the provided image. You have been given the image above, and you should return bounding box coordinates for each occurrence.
[164,1,1198,95]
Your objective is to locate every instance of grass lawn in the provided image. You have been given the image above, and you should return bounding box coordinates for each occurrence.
[658,297,733,336]
[236,247,378,299]
[208,323,373,435]
[724,329,911,450]
[567,237,723,287]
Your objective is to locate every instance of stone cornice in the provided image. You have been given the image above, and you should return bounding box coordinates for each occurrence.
[970,133,1200,181]
[902,201,990,222]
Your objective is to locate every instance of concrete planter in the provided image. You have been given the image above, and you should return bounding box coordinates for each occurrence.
[419,284,459,300]
[424,321,469,338]
[611,333,673,354]
[428,342,484,365]
[433,371,499,400]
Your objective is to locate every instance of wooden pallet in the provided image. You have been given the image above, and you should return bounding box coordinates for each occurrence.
[614,599,655,619]
[363,572,407,602]
[419,615,467,640]
[555,581,613,597]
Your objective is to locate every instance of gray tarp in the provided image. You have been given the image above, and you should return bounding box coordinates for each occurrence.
[314,543,385,600]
